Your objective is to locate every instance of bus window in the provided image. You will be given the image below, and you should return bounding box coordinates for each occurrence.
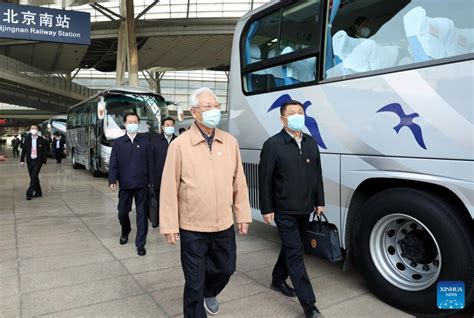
[279,0,321,55]
[242,0,322,93]
[104,94,164,140]
[324,0,474,79]
[243,56,317,92]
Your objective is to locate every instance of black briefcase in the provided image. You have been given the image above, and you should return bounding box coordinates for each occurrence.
[305,212,343,262]
[148,185,159,228]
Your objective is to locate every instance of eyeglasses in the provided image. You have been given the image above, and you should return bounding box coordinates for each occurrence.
[197,104,221,111]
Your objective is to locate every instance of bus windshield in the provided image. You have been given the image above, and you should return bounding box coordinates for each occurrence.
[104,94,167,140]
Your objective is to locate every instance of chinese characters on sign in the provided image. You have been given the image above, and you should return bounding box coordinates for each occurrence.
[0,3,90,45]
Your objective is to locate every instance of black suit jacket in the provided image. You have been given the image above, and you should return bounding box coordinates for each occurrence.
[52,139,65,151]
[258,129,325,215]
[149,133,177,188]
[108,133,150,189]
[20,135,48,164]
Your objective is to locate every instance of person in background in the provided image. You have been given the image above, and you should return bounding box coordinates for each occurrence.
[179,127,186,135]
[53,133,65,164]
[258,100,325,318]
[347,16,371,38]
[160,87,252,317]
[20,124,48,200]
[108,113,150,256]
[149,116,178,228]
[11,135,20,158]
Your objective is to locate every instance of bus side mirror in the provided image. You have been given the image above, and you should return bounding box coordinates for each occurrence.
[177,104,184,122]
[98,97,106,120]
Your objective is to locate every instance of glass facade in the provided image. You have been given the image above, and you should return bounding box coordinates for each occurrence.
[72,69,229,110]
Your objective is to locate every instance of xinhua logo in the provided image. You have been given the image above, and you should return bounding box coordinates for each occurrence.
[437,281,465,309]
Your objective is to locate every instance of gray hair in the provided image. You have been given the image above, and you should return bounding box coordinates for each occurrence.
[189,87,219,109]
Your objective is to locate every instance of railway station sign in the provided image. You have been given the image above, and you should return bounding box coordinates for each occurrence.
[0,3,90,45]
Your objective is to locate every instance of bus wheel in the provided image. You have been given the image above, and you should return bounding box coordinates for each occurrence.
[354,188,473,315]
[71,149,81,169]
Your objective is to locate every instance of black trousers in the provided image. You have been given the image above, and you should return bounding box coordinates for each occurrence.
[180,225,236,318]
[26,159,42,198]
[117,187,149,248]
[54,148,63,163]
[13,147,19,157]
[273,213,316,308]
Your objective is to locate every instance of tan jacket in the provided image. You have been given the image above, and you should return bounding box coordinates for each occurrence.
[159,123,252,234]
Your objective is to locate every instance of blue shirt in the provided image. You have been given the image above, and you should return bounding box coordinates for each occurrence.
[108,134,150,189]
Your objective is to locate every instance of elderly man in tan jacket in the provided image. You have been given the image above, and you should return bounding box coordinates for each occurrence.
[159,87,252,317]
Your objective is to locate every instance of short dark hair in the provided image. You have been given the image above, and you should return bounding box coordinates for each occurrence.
[162,116,175,125]
[30,124,39,129]
[280,100,304,116]
[123,112,140,123]
[354,16,369,26]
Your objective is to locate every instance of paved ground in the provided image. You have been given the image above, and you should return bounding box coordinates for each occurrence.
[0,147,413,317]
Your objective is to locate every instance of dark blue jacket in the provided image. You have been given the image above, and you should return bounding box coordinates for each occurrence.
[149,133,177,188]
[108,133,150,189]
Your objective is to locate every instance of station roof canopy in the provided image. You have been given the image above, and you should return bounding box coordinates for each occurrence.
[0,1,269,73]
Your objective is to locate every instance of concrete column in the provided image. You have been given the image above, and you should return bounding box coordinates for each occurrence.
[116,0,139,86]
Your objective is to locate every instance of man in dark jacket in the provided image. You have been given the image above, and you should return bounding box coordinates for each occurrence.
[258,100,325,318]
[52,133,65,164]
[108,113,150,256]
[20,124,48,200]
[149,116,177,227]
[11,135,20,158]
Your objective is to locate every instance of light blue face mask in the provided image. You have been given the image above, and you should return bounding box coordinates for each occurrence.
[201,108,221,129]
[164,126,175,136]
[126,123,139,134]
[286,114,305,131]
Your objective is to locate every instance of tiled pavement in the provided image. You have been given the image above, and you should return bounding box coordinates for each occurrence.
[0,148,411,317]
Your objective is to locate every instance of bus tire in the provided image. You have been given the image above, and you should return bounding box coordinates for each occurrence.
[71,149,81,169]
[353,187,473,315]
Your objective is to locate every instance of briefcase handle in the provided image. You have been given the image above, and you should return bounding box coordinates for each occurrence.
[310,211,329,224]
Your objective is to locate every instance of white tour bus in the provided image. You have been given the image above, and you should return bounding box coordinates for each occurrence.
[229,0,473,314]
[66,86,168,176]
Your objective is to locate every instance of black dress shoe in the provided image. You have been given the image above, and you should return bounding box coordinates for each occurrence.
[119,235,128,245]
[304,306,321,318]
[32,194,42,198]
[270,282,296,297]
[26,197,32,201]
[137,247,146,256]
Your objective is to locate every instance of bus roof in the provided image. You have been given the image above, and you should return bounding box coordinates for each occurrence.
[68,86,162,112]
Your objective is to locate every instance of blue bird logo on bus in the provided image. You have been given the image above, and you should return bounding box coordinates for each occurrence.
[377,103,427,149]
[268,94,327,149]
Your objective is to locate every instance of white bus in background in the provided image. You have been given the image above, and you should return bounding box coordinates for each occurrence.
[229,0,473,314]
[66,86,168,177]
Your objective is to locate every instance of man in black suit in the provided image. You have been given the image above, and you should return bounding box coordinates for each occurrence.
[148,116,177,228]
[20,124,48,200]
[258,100,325,318]
[52,133,65,164]
[11,135,20,158]
[108,113,150,256]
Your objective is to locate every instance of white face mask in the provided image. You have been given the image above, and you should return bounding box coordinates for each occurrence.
[30,129,38,136]
[359,27,371,38]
